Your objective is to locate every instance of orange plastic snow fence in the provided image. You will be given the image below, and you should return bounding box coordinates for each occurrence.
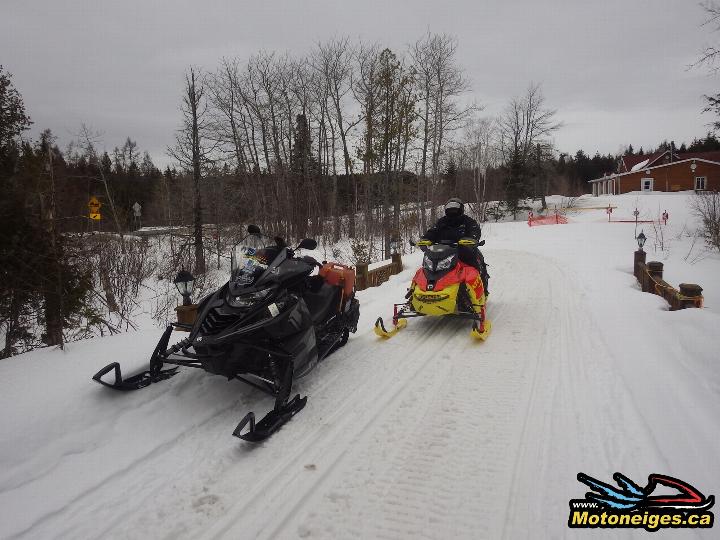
[528,214,568,226]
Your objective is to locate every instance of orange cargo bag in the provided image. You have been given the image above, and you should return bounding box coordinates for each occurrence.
[319,262,356,300]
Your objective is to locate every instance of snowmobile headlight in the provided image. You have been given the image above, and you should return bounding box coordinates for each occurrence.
[228,288,272,308]
[435,255,455,271]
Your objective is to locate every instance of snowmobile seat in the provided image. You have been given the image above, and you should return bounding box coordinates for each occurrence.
[303,282,341,325]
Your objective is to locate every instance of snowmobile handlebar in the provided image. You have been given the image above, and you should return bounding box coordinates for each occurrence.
[415,238,485,251]
[297,255,322,268]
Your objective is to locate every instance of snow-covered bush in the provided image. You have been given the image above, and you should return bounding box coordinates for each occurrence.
[690,191,720,252]
[82,234,156,333]
[350,239,369,264]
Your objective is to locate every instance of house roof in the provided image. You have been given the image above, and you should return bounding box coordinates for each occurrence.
[620,152,666,172]
[618,150,720,173]
[676,150,720,162]
[589,157,720,183]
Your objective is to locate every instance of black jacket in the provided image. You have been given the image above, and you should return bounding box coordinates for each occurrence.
[423,214,482,244]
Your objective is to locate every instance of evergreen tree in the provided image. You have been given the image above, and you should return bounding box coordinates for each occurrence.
[503,150,526,218]
[445,159,458,193]
[688,133,720,152]
[100,151,112,175]
[290,114,318,238]
[290,114,318,177]
[0,66,32,151]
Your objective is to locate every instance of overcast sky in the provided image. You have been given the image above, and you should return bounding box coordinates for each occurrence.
[1,0,717,167]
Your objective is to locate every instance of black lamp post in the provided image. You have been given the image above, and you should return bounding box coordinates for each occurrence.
[174,269,195,306]
[636,231,647,252]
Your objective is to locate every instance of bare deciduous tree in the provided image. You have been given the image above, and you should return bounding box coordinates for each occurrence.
[168,67,215,274]
[499,83,561,216]
[410,33,474,226]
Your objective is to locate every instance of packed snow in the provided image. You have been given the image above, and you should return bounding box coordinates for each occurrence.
[1,191,718,539]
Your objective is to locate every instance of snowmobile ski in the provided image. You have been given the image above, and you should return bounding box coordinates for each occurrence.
[233,394,308,442]
[374,316,407,339]
[92,362,179,390]
[92,325,179,390]
[470,319,492,341]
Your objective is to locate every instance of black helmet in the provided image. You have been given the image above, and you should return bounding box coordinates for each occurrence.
[444,198,464,218]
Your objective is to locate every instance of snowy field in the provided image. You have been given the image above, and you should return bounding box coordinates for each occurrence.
[1,191,718,539]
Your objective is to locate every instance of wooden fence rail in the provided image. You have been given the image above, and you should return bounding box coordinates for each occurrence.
[355,253,403,291]
[633,250,703,310]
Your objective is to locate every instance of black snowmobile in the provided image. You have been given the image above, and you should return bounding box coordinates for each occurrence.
[92,226,360,442]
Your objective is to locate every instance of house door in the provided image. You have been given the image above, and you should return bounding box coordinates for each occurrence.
[641,178,654,192]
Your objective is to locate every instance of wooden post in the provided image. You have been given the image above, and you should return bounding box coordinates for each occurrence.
[391,253,403,275]
[646,262,663,295]
[356,262,369,291]
[175,304,198,328]
[678,283,703,310]
[633,250,646,280]
[637,262,647,292]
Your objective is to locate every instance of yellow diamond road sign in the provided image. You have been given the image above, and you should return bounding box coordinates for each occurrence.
[88,196,101,219]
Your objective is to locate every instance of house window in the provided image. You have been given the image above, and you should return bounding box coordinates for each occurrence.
[641,178,654,192]
[695,176,707,190]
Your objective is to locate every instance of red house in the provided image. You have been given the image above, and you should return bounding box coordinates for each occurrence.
[590,150,720,195]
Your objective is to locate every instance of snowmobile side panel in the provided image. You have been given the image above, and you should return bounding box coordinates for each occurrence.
[374,317,407,339]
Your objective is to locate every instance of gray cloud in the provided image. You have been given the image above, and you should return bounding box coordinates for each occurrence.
[1,0,716,166]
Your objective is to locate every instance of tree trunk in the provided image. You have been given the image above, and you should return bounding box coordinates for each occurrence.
[189,70,206,274]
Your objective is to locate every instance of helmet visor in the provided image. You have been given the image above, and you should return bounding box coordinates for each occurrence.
[445,200,463,216]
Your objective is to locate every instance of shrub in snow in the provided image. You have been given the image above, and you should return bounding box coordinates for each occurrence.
[690,191,720,252]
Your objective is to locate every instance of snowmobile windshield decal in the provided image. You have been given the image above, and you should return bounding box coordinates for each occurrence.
[413,292,450,304]
[230,234,281,285]
[569,472,714,531]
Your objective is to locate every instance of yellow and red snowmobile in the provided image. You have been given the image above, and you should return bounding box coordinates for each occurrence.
[374,238,491,340]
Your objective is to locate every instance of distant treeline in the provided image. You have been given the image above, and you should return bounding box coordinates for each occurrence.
[3,42,720,357]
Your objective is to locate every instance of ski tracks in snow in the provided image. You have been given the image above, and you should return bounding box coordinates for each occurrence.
[210,250,657,539]
[4,250,677,540]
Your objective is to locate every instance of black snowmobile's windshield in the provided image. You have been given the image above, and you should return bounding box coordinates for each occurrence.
[230,234,284,286]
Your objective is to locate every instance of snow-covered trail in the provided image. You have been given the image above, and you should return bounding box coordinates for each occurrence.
[210,251,653,540]
[4,247,701,540]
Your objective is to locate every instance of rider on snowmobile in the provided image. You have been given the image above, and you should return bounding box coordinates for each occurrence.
[420,198,489,294]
